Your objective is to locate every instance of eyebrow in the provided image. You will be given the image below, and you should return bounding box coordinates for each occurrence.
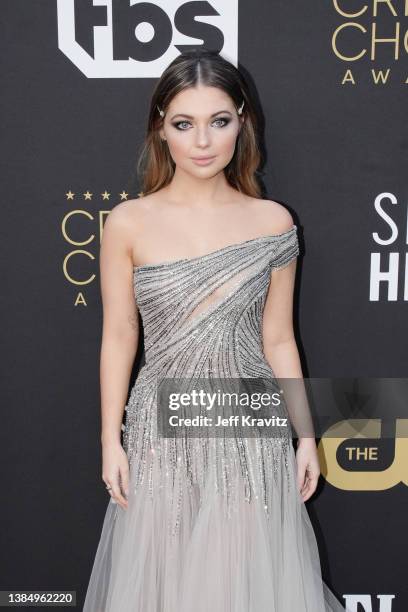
[170,110,233,120]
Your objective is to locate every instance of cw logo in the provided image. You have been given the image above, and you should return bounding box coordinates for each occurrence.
[318,419,408,490]
[56,0,238,77]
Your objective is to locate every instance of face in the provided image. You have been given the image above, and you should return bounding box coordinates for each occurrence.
[159,85,244,176]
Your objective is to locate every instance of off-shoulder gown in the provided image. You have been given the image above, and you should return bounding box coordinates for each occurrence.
[83,225,346,611]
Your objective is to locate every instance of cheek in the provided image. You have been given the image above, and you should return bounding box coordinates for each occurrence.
[216,128,239,154]
[166,133,191,159]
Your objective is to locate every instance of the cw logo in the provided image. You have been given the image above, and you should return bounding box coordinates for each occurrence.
[318,419,408,490]
[56,0,238,77]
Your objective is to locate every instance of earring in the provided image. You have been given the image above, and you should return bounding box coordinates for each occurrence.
[237,100,245,115]
[157,104,164,118]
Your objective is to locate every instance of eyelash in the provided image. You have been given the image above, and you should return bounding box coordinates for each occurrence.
[172,117,231,131]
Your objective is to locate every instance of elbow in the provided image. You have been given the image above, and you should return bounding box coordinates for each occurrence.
[263,333,296,351]
[102,323,139,353]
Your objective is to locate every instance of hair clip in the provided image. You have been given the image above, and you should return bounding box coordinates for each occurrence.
[237,100,245,115]
[157,105,164,118]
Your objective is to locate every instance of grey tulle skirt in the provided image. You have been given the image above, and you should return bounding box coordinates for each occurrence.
[83,440,346,611]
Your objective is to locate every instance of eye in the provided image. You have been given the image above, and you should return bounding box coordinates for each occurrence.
[172,120,191,130]
[172,117,231,131]
[212,117,230,127]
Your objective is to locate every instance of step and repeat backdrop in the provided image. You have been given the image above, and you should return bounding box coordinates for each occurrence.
[1,1,407,610]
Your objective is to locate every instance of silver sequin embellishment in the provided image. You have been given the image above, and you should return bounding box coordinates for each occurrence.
[122,226,300,536]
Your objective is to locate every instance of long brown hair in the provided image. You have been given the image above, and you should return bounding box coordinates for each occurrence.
[136,48,263,198]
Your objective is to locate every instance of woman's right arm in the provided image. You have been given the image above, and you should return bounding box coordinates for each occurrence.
[99,203,139,510]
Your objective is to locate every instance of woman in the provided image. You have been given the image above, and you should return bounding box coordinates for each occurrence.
[83,48,346,611]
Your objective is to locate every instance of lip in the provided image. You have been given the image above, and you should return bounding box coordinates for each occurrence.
[191,155,216,165]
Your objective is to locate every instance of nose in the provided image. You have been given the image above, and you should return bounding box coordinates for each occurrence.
[194,123,211,148]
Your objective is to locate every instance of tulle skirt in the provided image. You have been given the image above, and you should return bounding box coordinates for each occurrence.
[83,440,346,611]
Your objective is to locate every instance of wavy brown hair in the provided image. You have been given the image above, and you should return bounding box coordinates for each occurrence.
[136,48,263,198]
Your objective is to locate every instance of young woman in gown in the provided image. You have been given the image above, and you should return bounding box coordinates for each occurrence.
[83,48,346,611]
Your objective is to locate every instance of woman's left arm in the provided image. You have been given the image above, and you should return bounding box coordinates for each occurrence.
[262,252,320,502]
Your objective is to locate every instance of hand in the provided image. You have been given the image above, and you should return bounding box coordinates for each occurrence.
[295,438,320,502]
[101,441,130,510]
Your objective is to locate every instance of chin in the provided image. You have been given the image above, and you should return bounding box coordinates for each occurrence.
[193,165,226,178]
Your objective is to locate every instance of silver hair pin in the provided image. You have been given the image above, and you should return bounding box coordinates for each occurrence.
[157,105,164,118]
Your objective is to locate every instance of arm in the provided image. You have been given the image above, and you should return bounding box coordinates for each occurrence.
[262,255,315,441]
[262,219,320,502]
[99,204,139,509]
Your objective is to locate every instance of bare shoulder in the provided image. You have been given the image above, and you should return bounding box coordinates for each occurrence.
[247,197,295,234]
[107,195,147,223]
[105,194,157,236]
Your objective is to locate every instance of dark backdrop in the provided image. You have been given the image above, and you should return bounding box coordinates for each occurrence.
[1,1,407,610]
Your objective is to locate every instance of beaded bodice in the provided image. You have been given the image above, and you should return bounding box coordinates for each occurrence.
[132,225,299,376]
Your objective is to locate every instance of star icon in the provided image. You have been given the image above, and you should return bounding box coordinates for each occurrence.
[119,191,129,200]
[84,191,92,200]
[66,191,75,200]
[101,191,110,200]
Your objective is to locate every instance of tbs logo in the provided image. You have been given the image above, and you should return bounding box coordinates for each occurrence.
[57,0,238,77]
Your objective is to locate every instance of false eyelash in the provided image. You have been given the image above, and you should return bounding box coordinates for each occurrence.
[172,117,231,130]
